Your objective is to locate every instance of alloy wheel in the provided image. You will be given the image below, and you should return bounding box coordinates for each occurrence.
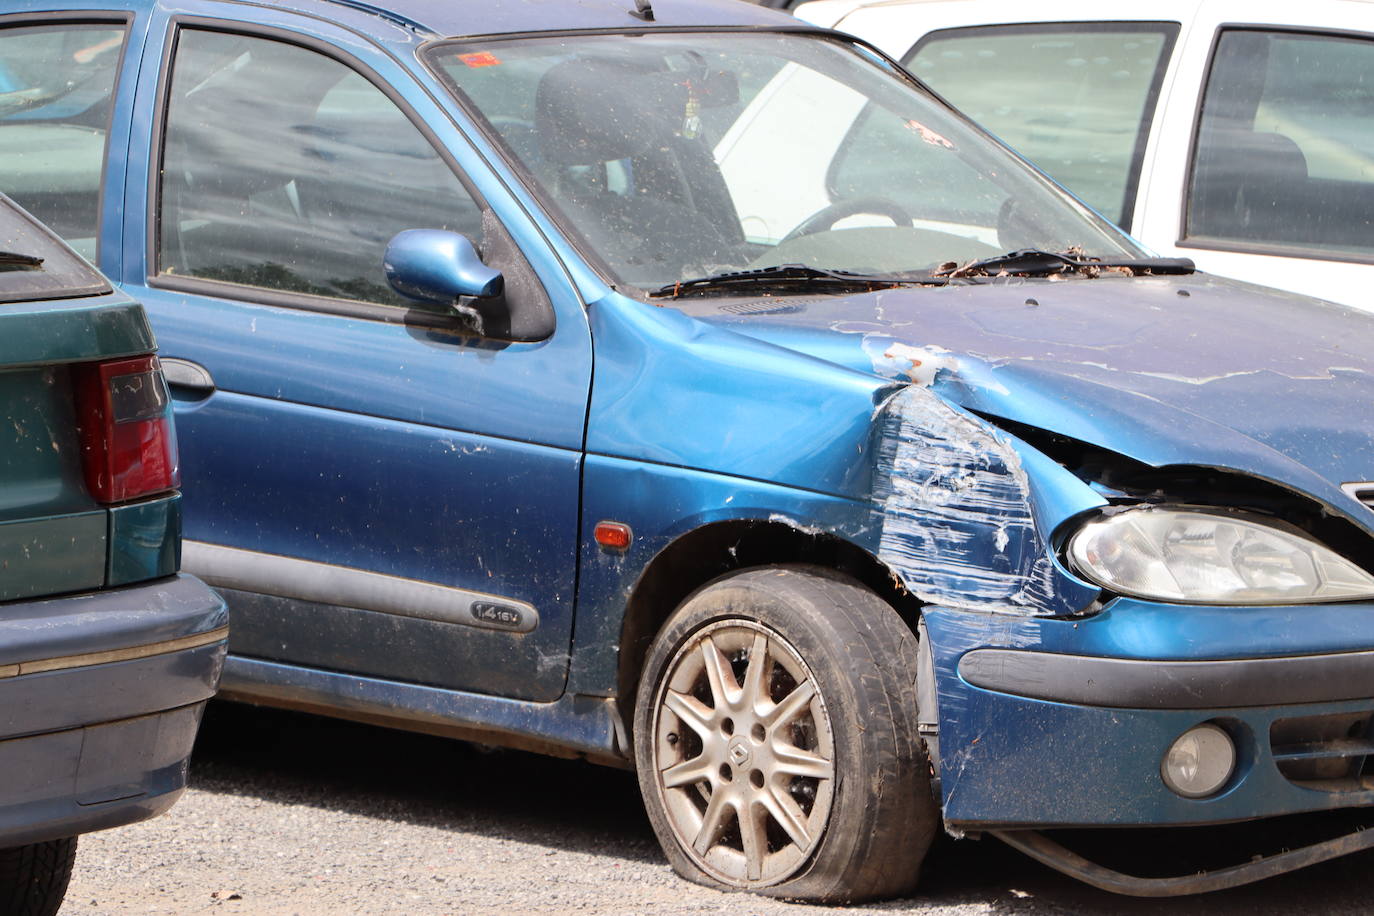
[649,619,836,887]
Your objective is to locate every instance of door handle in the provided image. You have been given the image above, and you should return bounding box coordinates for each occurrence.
[160,358,216,396]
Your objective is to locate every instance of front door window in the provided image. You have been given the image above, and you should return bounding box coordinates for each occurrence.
[159,29,483,309]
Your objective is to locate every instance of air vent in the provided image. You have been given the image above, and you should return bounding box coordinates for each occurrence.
[718,299,804,316]
[1271,710,1374,792]
[1343,482,1374,511]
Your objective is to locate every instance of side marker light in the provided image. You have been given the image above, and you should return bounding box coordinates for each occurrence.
[594,521,633,551]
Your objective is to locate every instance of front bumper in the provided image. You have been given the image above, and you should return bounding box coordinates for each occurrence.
[924,598,1374,829]
[0,574,227,848]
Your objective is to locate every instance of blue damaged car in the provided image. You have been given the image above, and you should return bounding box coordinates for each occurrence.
[8,0,1374,902]
[0,193,225,915]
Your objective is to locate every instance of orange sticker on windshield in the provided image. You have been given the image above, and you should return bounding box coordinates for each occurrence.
[904,119,955,150]
[459,52,502,68]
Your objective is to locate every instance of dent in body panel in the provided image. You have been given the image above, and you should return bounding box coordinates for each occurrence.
[873,385,1064,614]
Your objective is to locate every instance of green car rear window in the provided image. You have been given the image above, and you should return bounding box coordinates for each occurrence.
[0,194,110,303]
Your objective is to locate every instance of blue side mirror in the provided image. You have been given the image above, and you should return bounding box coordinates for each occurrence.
[384,229,504,305]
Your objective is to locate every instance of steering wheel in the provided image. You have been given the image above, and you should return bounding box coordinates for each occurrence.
[780,197,914,243]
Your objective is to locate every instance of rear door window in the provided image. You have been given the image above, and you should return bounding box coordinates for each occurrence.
[1187,29,1374,259]
[0,22,127,260]
[905,23,1178,226]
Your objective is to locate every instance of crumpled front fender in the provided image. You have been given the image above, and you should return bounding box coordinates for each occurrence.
[870,385,1104,617]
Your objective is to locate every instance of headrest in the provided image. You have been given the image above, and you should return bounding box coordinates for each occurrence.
[536,58,681,165]
[1198,128,1308,183]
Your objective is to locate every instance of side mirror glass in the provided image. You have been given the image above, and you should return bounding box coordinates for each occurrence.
[384,229,504,305]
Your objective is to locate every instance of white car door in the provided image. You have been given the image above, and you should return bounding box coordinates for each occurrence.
[1135,0,1374,310]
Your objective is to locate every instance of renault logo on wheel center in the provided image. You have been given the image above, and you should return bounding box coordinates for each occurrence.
[728,737,752,767]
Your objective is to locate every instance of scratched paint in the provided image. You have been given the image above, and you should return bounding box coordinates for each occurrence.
[873,385,1060,614]
[859,333,1011,396]
[864,338,960,387]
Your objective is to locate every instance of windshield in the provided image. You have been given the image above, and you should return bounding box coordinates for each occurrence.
[430,32,1142,292]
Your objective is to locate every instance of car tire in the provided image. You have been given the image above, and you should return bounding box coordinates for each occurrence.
[633,565,938,903]
[0,837,77,916]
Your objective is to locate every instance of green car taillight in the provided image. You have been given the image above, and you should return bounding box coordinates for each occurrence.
[73,355,179,504]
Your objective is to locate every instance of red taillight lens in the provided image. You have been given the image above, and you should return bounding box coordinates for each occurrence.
[73,356,180,504]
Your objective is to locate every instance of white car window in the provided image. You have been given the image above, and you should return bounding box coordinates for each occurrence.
[1188,29,1374,259]
[905,23,1178,226]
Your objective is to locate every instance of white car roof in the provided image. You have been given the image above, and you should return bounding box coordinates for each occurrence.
[800,0,1374,60]
[797,0,1206,57]
[800,0,1200,27]
[806,1,1374,32]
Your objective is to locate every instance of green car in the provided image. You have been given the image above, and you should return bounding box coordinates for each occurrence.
[0,195,226,916]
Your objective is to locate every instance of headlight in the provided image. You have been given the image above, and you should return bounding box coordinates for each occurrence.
[1066,506,1374,604]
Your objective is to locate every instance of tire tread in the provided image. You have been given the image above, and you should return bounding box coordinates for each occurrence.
[0,838,77,916]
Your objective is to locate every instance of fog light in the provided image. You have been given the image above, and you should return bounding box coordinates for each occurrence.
[1161,723,1235,798]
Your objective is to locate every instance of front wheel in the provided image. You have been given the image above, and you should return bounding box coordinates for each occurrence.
[633,566,938,903]
[0,837,77,916]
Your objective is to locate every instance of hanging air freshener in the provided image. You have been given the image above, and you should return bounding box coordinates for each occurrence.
[681,82,702,139]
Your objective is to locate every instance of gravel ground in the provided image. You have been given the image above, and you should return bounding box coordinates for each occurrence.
[57,703,1374,915]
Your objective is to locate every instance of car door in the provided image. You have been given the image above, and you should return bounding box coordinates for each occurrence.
[1133,0,1374,309]
[115,5,592,702]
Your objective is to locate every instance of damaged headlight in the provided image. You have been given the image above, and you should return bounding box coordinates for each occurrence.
[1066,507,1374,604]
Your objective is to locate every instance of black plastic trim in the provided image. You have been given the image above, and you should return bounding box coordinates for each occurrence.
[1177,236,1374,268]
[422,24,845,44]
[151,274,466,331]
[993,826,1374,898]
[960,647,1374,709]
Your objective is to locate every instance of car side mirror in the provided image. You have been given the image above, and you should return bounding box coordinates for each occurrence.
[384,229,504,305]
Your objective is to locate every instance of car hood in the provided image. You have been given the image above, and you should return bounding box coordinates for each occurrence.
[688,272,1374,528]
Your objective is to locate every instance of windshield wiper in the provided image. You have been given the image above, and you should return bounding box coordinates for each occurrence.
[649,263,945,298]
[0,250,43,270]
[935,248,1194,279]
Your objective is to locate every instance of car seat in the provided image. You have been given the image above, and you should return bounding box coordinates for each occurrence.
[1190,128,1309,244]
[533,56,743,283]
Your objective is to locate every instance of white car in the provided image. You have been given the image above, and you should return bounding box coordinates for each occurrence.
[798,0,1374,310]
